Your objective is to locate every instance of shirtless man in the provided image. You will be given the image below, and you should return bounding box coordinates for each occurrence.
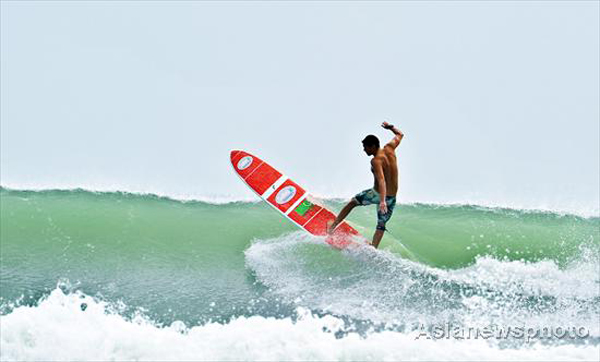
[328,122,404,248]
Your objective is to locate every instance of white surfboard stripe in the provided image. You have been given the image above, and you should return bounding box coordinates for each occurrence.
[260,175,288,199]
[284,193,307,216]
[302,207,324,227]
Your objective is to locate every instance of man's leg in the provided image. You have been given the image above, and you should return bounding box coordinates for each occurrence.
[372,229,385,248]
[328,199,359,234]
[372,197,395,248]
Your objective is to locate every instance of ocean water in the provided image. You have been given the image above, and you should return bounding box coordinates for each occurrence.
[0,187,598,361]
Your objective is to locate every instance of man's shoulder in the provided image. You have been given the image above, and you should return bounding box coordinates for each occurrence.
[383,144,397,152]
[382,146,397,157]
[372,153,389,164]
[371,156,384,165]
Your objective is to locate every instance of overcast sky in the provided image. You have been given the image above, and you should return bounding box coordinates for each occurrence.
[1,1,598,215]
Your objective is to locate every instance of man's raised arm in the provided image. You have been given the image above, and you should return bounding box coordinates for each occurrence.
[381,121,404,149]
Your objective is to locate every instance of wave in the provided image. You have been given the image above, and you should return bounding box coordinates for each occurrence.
[1,187,597,269]
[0,184,260,205]
[1,184,598,360]
[245,232,599,334]
[1,184,598,218]
[1,286,598,362]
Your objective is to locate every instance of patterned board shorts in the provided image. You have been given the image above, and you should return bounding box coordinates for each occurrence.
[352,189,396,231]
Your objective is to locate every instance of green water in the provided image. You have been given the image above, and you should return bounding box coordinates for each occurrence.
[1,187,598,328]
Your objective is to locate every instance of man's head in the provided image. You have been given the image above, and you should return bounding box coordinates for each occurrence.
[362,135,380,156]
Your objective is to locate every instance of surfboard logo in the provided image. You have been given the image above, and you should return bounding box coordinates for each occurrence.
[294,200,313,216]
[275,186,296,205]
[237,156,253,170]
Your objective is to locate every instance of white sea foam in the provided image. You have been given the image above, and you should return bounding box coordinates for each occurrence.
[1,288,598,362]
[245,232,600,336]
[435,253,600,301]
[428,253,600,335]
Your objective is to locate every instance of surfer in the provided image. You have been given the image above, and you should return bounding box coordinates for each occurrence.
[328,122,404,248]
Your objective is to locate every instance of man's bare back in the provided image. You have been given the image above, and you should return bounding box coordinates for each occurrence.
[372,147,398,197]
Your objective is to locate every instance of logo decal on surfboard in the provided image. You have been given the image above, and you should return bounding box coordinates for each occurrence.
[275,186,296,204]
[294,200,313,216]
[237,156,253,170]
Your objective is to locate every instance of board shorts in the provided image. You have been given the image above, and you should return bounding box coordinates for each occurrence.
[352,189,396,231]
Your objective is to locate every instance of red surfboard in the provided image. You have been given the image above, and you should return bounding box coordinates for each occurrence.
[230,150,364,248]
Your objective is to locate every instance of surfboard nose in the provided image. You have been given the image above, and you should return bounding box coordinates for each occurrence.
[231,150,247,167]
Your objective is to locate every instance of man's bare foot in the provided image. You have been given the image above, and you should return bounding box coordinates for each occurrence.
[326,220,336,235]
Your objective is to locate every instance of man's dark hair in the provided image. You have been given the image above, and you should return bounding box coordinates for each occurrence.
[362,135,380,148]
